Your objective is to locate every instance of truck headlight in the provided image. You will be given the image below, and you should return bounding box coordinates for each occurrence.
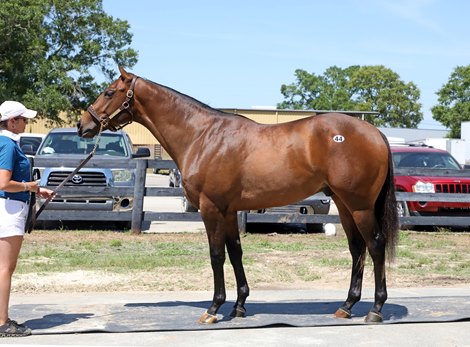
[412,181,435,193]
[112,169,132,182]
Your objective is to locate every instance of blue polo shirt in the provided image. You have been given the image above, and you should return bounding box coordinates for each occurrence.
[0,133,31,203]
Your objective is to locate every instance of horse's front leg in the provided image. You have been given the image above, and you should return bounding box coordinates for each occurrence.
[198,200,228,324]
[225,212,249,318]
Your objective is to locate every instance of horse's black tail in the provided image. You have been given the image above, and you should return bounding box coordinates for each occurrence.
[375,132,399,262]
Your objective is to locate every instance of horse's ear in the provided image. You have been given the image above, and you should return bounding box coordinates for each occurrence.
[118,66,131,80]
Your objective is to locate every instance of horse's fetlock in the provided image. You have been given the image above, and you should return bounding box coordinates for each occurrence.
[375,290,387,304]
[348,291,361,304]
[239,284,250,299]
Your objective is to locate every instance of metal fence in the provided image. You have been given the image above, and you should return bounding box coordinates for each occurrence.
[33,158,470,233]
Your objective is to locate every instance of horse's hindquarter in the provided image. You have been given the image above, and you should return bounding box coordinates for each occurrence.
[314,114,390,207]
[235,114,390,210]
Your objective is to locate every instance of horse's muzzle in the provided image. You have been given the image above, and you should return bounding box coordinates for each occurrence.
[77,120,97,138]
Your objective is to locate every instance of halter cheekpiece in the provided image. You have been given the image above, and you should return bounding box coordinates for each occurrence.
[87,76,138,131]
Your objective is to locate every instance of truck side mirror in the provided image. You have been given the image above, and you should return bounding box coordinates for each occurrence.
[132,147,151,158]
[21,144,36,156]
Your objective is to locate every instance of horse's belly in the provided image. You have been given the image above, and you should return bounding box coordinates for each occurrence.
[237,177,323,210]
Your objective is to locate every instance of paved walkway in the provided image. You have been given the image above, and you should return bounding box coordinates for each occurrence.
[3,287,470,346]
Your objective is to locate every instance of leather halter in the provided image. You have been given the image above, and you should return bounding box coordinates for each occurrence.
[87,76,138,131]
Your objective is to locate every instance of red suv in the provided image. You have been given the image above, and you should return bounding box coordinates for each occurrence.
[391,144,470,218]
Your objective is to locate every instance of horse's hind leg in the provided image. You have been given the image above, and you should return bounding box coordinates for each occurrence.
[334,198,367,319]
[351,208,388,323]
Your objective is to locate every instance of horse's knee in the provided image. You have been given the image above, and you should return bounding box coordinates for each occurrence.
[210,251,226,267]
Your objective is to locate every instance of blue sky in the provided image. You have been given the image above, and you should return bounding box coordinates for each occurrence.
[102,0,470,130]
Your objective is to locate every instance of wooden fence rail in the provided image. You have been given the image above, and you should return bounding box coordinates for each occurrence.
[33,158,470,232]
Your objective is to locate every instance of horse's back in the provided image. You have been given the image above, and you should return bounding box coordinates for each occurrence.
[256,112,388,175]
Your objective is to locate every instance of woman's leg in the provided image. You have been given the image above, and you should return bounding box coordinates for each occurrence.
[0,236,23,325]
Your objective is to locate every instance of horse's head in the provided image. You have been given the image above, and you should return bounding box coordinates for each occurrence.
[77,66,138,138]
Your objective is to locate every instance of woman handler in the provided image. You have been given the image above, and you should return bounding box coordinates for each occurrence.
[0,101,54,337]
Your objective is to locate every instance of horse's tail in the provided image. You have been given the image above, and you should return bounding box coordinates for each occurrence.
[375,132,399,262]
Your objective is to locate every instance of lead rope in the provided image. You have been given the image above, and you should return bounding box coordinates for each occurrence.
[34,123,105,220]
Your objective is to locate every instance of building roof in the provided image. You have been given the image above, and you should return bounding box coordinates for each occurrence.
[379,127,449,143]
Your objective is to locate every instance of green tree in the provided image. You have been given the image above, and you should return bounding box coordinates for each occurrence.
[0,0,138,124]
[431,65,470,138]
[278,66,358,111]
[349,65,422,127]
[279,65,423,128]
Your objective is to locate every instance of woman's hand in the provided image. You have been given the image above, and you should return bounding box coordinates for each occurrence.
[37,187,55,199]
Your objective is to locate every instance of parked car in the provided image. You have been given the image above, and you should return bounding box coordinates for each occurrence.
[391,144,470,221]
[19,132,45,157]
[33,128,150,228]
[249,196,331,232]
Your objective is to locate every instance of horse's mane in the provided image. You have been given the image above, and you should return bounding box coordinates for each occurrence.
[143,78,252,121]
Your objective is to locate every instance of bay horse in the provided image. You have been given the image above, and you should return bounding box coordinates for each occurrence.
[78,67,399,324]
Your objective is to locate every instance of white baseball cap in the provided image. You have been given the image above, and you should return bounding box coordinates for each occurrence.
[0,101,37,121]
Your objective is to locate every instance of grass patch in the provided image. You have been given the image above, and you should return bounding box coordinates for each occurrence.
[15,229,470,292]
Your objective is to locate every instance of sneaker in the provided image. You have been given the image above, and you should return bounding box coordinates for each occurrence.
[0,319,32,337]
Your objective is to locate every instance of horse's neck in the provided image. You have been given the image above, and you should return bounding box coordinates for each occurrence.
[135,83,214,167]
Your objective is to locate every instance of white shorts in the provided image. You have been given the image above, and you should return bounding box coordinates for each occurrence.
[0,198,28,238]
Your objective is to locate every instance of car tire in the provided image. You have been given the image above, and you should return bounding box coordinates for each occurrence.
[182,197,198,212]
[306,223,324,233]
[118,221,132,229]
[34,220,48,229]
[305,200,331,233]
[311,200,331,215]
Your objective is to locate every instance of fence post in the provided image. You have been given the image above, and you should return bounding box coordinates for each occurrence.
[131,160,147,234]
[237,211,247,234]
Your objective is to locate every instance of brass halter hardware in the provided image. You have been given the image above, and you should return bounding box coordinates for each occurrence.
[87,76,138,131]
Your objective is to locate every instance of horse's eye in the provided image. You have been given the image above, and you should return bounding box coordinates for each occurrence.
[104,90,115,98]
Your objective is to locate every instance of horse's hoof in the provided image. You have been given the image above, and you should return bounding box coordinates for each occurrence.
[230,307,246,318]
[365,311,383,323]
[334,307,352,319]
[198,311,218,324]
